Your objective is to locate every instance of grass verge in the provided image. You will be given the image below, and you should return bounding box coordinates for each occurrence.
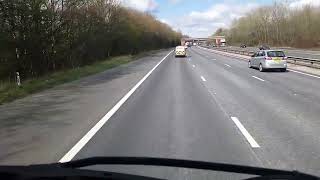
[0,55,137,105]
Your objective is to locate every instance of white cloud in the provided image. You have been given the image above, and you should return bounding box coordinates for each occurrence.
[193,27,209,32]
[289,0,320,9]
[168,0,182,4]
[120,0,158,12]
[165,2,259,37]
[159,19,168,24]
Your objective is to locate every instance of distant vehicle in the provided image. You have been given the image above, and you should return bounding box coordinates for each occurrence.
[185,42,189,48]
[248,50,287,72]
[184,42,192,48]
[175,46,186,57]
[193,43,197,46]
[212,44,217,47]
[259,45,270,50]
[240,44,247,48]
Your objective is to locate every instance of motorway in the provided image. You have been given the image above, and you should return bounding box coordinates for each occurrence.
[1,47,320,179]
[225,46,320,60]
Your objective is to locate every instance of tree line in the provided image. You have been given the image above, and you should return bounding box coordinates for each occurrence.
[213,3,320,48]
[0,0,181,81]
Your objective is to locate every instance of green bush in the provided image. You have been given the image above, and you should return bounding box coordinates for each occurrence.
[0,55,135,104]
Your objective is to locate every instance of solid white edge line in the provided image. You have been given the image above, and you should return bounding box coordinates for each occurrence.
[252,76,265,82]
[201,76,207,82]
[59,50,173,163]
[231,117,260,148]
[288,69,320,79]
[224,64,231,67]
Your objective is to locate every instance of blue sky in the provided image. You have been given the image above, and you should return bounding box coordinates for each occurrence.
[156,0,271,19]
[120,0,319,37]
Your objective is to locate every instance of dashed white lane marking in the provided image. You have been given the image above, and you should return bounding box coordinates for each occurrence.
[192,65,196,68]
[200,46,320,80]
[224,64,231,67]
[59,50,173,163]
[289,69,320,79]
[252,76,265,82]
[231,117,260,148]
[201,76,207,82]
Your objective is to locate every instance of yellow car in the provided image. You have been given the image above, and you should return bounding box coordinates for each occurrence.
[175,46,186,57]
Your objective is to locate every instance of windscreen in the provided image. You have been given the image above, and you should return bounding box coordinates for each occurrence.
[1,1,320,179]
[267,51,285,57]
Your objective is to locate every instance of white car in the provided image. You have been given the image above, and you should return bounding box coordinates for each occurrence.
[175,46,187,57]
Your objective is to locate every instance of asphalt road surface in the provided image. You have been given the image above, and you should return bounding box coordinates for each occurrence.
[1,47,320,179]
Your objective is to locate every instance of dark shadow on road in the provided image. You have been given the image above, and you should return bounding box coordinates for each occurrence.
[0,50,171,165]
